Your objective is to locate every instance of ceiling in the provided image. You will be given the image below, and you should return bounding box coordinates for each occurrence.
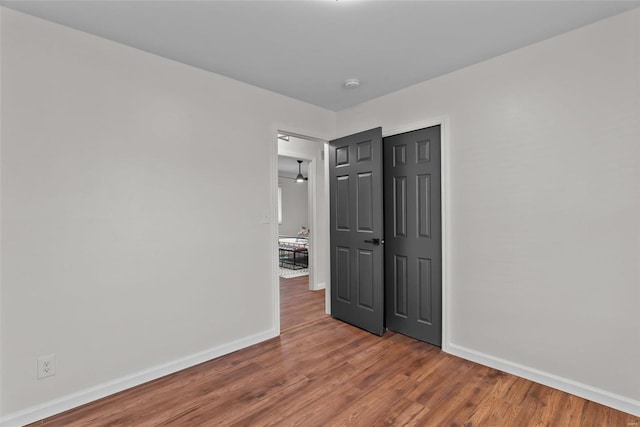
[3,1,639,111]
[279,157,308,179]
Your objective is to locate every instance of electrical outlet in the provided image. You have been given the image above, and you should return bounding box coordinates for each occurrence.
[37,354,56,379]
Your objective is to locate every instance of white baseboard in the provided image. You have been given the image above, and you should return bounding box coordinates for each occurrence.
[312,282,326,291]
[446,343,640,417]
[0,329,278,427]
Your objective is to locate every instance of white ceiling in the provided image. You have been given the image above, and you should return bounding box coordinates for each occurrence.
[3,1,639,111]
[279,156,308,179]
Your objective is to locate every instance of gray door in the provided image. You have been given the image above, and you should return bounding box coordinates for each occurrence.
[330,128,384,335]
[383,125,442,345]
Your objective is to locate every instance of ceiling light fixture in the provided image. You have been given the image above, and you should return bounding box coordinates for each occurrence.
[296,160,305,183]
[344,78,360,89]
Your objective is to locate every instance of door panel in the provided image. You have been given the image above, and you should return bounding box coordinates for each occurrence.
[417,174,431,238]
[330,127,384,335]
[417,257,432,324]
[357,172,374,231]
[394,255,408,317]
[393,176,407,237]
[384,125,442,345]
[357,249,374,310]
[336,247,351,302]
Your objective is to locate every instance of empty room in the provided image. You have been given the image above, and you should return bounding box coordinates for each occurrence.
[1,1,639,426]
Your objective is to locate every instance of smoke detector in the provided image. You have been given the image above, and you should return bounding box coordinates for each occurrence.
[343,78,360,89]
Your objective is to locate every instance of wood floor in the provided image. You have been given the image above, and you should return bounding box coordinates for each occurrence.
[279,275,326,332]
[30,276,638,426]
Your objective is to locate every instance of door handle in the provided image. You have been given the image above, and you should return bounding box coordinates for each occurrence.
[364,238,381,245]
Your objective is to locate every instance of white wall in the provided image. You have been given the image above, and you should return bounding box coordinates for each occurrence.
[337,8,640,413]
[0,7,334,422]
[278,174,308,237]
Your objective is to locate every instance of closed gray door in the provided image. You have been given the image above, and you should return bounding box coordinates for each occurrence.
[383,125,442,345]
[330,128,384,336]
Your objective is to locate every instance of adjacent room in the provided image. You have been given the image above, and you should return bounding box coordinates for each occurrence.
[1,1,639,426]
[277,155,310,279]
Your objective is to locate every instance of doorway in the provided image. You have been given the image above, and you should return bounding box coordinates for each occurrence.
[277,155,311,277]
[274,131,330,332]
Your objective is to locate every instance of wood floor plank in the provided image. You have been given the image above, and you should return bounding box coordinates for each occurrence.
[31,276,639,426]
[377,397,429,427]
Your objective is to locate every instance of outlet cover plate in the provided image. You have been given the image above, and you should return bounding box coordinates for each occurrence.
[37,354,56,379]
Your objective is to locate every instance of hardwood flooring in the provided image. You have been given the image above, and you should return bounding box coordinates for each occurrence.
[30,276,638,426]
[279,275,326,332]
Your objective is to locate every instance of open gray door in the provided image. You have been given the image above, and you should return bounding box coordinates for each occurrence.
[329,128,384,335]
[383,125,442,346]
